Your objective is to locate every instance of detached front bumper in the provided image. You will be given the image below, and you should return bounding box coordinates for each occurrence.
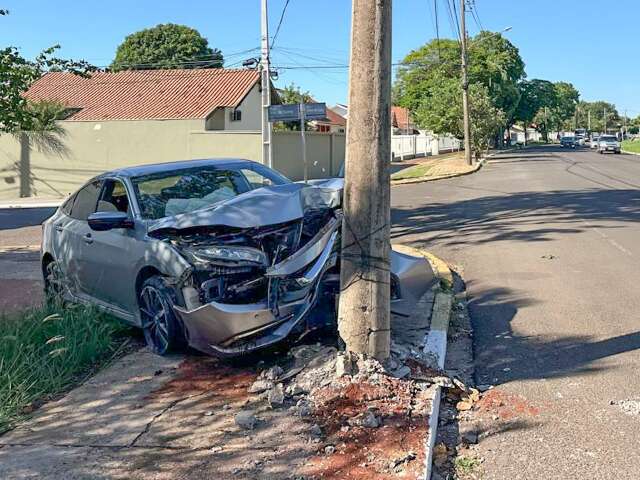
[173,217,340,357]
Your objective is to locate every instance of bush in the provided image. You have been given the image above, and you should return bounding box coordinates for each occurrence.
[0,303,133,432]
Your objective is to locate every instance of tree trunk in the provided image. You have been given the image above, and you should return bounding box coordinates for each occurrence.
[19,132,31,198]
[337,0,392,361]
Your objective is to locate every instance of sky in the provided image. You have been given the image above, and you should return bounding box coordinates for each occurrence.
[1,0,638,118]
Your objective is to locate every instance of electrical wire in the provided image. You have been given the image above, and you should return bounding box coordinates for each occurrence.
[270,0,292,50]
[434,0,441,60]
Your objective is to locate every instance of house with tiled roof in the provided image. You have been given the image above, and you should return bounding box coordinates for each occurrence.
[25,68,262,130]
[391,106,417,134]
[0,68,346,199]
[311,106,347,134]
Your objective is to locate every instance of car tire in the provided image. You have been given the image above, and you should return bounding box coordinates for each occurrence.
[139,276,185,355]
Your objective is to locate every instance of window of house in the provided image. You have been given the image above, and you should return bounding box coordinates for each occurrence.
[96,179,130,214]
[231,109,242,122]
[69,180,101,221]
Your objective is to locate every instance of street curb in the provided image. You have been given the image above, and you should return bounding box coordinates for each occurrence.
[390,149,503,186]
[398,248,453,480]
[621,150,640,156]
[391,162,481,186]
[0,200,62,209]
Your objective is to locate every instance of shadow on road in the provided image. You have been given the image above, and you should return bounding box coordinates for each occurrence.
[391,186,640,386]
[392,188,640,247]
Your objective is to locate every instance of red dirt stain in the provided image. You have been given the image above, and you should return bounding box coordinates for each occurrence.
[302,376,431,479]
[149,357,256,402]
[475,389,541,420]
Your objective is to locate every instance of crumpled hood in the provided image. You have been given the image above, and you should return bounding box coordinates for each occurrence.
[147,182,342,234]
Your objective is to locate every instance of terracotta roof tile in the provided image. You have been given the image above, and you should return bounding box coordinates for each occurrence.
[25,69,260,121]
[391,106,411,129]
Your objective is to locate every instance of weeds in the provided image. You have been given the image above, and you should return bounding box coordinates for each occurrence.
[454,455,481,475]
[0,302,133,433]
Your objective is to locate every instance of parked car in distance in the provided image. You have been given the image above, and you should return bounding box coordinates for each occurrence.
[590,136,600,149]
[560,136,577,148]
[41,159,433,357]
[598,135,621,154]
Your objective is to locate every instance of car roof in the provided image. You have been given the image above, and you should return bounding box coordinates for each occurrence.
[101,158,260,179]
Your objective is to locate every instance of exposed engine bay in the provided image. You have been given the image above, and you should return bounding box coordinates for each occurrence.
[146,181,433,357]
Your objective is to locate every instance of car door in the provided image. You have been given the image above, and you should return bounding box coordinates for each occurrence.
[62,180,102,298]
[82,178,143,312]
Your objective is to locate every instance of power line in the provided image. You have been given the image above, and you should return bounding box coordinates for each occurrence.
[443,0,459,40]
[434,0,442,61]
[271,0,292,50]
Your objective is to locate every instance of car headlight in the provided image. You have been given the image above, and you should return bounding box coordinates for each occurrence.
[188,246,268,266]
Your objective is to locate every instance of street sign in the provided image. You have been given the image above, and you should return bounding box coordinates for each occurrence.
[268,104,300,122]
[302,102,327,120]
[267,103,327,122]
[267,102,328,184]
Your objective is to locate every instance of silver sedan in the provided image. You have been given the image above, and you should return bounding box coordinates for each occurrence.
[41,159,433,357]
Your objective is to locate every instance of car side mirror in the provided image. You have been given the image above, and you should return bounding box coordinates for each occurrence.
[88,211,134,231]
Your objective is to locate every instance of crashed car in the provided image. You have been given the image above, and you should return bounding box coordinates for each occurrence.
[41,159,433,357]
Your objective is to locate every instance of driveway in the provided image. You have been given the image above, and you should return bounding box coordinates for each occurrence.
[392,146,640,479]
[0,207,55,312]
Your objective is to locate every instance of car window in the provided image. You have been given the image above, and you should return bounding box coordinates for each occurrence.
[97,179,130,214]
[61,194,76,216]
[69,181,101,221]
[240,168,276,190]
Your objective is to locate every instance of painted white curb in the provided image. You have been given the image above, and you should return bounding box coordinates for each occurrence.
[422,289,453,480]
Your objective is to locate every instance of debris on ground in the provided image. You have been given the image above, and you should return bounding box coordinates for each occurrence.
[610,399,640,416]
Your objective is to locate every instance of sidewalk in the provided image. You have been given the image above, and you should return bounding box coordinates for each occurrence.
[391,152,480,185]
[0,249,459,480]
[0,197,63,209]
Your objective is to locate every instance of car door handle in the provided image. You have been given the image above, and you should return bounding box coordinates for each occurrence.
[54,224,64,233]
[83,233,94,244]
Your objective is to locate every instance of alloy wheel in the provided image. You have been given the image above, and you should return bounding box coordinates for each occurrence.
[140,285,171,354]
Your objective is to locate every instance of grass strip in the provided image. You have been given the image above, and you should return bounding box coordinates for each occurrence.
[0,302,134,433]
[622,140,640,154]
[391,163,435,180]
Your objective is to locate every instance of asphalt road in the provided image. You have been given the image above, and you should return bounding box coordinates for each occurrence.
[392,145,640,479]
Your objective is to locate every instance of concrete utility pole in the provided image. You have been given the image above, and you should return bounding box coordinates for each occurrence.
[603,107,607,133]
[338,0,392,361]
[460,0,472,165]
[588,110,591,131]
[260,0,273,168]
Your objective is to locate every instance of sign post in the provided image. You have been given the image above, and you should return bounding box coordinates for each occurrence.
[299,103,308,183]
[268,102,326,182]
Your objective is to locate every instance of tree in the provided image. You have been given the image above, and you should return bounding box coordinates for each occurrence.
[576,101,619,133]
[467,31,525,122]
[0,45,93,134]
[393,32,524,154]
[273,83,313,131]
[111,24,223,71]
[14,100,70,197]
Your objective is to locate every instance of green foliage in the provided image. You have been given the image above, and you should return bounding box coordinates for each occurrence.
[393,33,523,155]
[468,31,525,120]
[111,23,223,71]
[16,100,70,157]
[576,100,620,133]
[469,84,506,156]
[622,140,640,153]
[1,7,93,134]
[0,45,93,134]
[0,303,132,432]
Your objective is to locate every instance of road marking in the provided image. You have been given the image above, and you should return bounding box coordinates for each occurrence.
[581,219,633,257]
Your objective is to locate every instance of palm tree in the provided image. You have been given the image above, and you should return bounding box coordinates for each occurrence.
[14,100,69,197]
